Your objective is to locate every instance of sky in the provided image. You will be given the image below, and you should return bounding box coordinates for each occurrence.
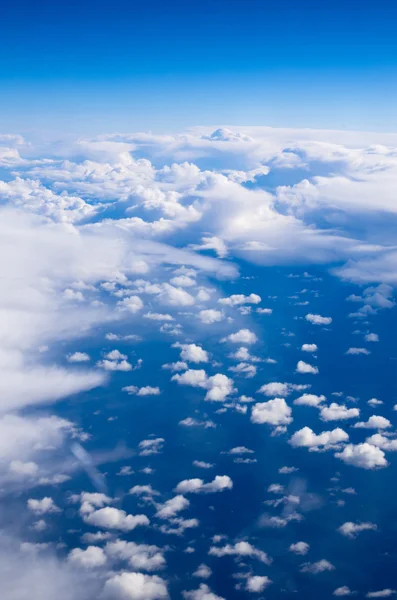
[2,3,397,600]
[2,0,397,133]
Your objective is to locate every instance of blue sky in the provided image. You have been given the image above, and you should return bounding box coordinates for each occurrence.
[2,4,397,600]
[2,0,397,133]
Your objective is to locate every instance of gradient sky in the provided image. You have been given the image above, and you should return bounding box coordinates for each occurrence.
[2,0,397,134]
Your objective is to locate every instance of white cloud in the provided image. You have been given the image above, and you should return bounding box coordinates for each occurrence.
[68,352,90,362]
[222,329,258,344]
[338,521,377,538]
[346,347,370,355]
[353,415,391,430]
[300,559,335,574]
[246,576,272,593]
[155,495,190,519]
[301,344,318,352]
[294,393,325,407]
[257,382,307,396]
[366,591,396,598]
[178,344,209,363]
[117,295,144,313]
[68,546,107,568]
[102,572,168,600]
[175,475,233,494]
[83,507,150,531]
[251,398,292,426]
[209,541,271,564]
[27,497,61,515]
[335,443,388,469]
[193,564,212,579]
[198,309,224,324]
[305,314,332,325]
[290,426,348,449]
[218,293,261,306]
[105,540,166,571]
[122,386,161,396]
[289,542,309,555]
[296,361,319,374]
[333,586,355,596]
[320,403,360,421]
[183,583,224,600]
[172,370,235,402]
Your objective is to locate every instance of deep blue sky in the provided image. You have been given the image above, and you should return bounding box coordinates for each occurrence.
[2,0,397,133]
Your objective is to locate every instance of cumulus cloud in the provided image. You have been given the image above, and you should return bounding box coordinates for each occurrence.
[175,475,233,494]
[294,393,325,407]
[221,329,258,344]
[218,293,261,306]
[320,403,360,421]
[251,398,292,426]
[338,521,377,538]
[300,559,335,574]
[208,541,271,565]
[171,370,235,401]
[335,443,388,469]
[289,426,348,449]
[83,507,150,531]
[101,572,168,600]
[296,361,319,375]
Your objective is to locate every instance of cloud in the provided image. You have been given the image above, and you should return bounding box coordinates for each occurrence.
[221,329,258,344]
[289,426,348,449]
[183,583,224,600]
[155,495,190,519]
[27,497,61,515]
[122,386,161,396]
[257,382,307,396]
[198,309,224,324]
[335,443,388,469]
[338,521,377,538]
[105,540,166,571]
[101,572,168,600]
[296,361,319,374]
[300,559,335,574]
[172,370,235,402]
[305,314,332,325]
[251,398,292,426]
[208,541,271,565]
[294,394,325,407]
[68,546,107,569]
[178,344,209,363]
[218,293,261,306]
[83,507,150,531]
[246,576,272,593]
[353,416,391,430]
[333,587,355,596]
[320,403,360,421]
[289,542,310,555]
[301,344,318,352]
[175,476,233,494]
[346,347,370,355]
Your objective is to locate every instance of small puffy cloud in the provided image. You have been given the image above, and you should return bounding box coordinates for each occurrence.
[229,362,257,378]
[67,352,90,363]
[368,398,383,407]
[138,438,164,456]
[365,434,397,451]
[300,559,335,574]
[170,275,196,288]
[193,564,212,579]
[27,497,61,515]
[353,415,391,430]
[289,426,348,449]
[83,507,149,531]
[320,403,360,421]
[335,443,388,469]
[305,314,332,325]
[365,333,379,342]
[289,542,309,555]
[246,576,272,593]
[301,344,318,352]
[193,460,214,469]
[209,541,271,565]
[222,329,258,344]
[179,344,209,363]
[294,393,325,407]
[198,309,224,324]
[159,284,195,307]
[105,540,166,572]
[334,587,355,596]
[366,591,396,598]
[175,475,232,494]
[251,398,292,426]
[258,382,307,396]
[183,583,224,600]
[179,417,216,428]
[338,521,377,538]
[155,495,189,519]
[144,312,174,321]
[172,370,235,402]
[346,348,370,355]
[296,361,319,374]
[122,386,161,396]
[218,293,261,306]
[117,295,144,313]
[68,546,107,568]
[102,572,168,600]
